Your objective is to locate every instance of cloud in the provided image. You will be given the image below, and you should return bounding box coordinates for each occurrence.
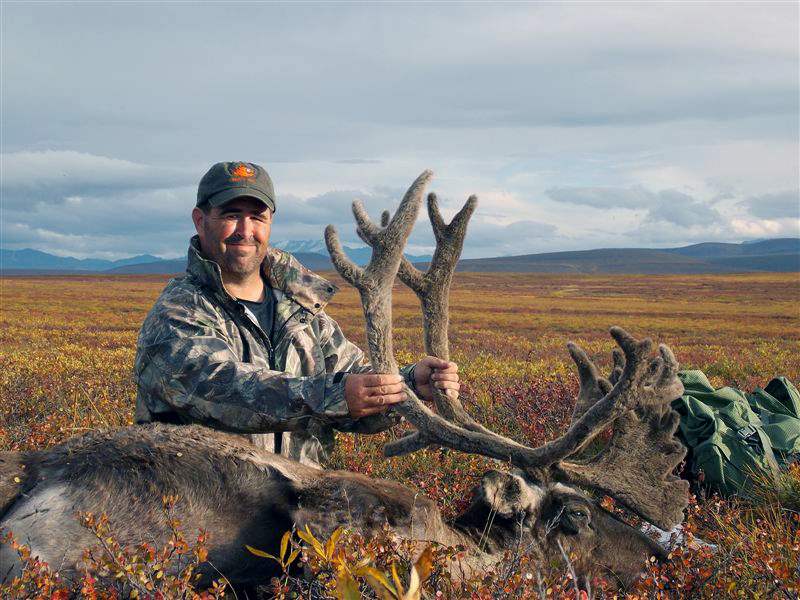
[729,218,794,238]
[545,185,721,227]
[738,189,800,219]
[1,4,797,259]
[545,186,653,209]
[645,190,721,227]
[462,219,560,256]
[0,152,199,258]
[334,159,383,165]
[1,151,195,210]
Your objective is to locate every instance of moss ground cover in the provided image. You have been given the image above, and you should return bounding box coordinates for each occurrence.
[1,272,798,598]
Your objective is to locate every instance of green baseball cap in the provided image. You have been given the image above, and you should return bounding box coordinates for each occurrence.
[196,161,276,212]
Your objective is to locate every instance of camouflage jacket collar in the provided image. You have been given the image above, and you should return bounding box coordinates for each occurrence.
[186,236,338,315]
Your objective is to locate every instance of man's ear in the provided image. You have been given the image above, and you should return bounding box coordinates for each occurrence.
[191,207,205,236]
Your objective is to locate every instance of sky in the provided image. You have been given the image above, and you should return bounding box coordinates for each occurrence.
[1,2,798,260]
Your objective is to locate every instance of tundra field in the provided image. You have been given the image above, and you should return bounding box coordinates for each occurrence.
[1,271,799,598]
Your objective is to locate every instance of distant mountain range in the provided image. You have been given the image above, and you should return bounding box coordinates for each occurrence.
[0,241,432,275]
[0,248,164,272]
[448,238,800,274]
[1,238,798,275]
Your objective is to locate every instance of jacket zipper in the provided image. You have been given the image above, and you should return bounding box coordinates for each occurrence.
[272,306,305,353]
[239,307,276,368]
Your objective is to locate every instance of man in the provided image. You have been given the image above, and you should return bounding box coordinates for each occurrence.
[134,161,459,465]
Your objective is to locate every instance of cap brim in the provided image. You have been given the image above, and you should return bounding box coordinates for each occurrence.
[205,187,275,212]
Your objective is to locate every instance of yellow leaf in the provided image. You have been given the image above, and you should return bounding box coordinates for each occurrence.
[245,545,279,563]
[335,563,361,600]
[358,566,396,599]
[280,530,291,564]
[391,562,405,598]
[298,525,326,559]
[413,545,434,583]
[364,575,398,600]
[285,549,301,569]
[326,526,344,561]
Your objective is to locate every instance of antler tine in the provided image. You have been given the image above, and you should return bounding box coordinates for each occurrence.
[567,343,612,424]
[352,201,382,241]
[357,207,427,295]
[324,225,364,286]
[326,170,431,373]
[410,193,478,358]
[610,348,625,385]
[426,192,448,242]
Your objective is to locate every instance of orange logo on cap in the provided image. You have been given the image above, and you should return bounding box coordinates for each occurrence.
[230,163,256,180]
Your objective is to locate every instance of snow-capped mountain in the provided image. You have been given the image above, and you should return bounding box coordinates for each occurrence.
[271,239,334,254]
[271,240,433,266]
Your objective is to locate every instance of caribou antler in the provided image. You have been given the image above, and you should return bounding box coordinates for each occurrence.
[324,170,431,373]
[326,172,689,531]
[355,191,496,454]
[557,344,688,528]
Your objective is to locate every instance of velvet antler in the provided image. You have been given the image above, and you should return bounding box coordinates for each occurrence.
[326,172,689,531]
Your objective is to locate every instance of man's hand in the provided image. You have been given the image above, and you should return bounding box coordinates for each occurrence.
[345,373,406,418]
[413,357,460,402]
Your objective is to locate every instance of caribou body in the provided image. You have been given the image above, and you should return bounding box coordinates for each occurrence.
[1,171,689,592]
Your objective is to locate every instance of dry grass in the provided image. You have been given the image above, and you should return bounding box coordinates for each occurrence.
[1,271,798,597]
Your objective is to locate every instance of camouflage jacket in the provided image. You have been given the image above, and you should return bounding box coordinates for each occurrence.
[134,236,410,465]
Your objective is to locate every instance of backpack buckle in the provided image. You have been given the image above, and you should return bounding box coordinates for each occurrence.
[736,425,757,439]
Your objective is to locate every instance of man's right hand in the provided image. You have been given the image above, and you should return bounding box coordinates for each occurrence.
[344,373,406,418]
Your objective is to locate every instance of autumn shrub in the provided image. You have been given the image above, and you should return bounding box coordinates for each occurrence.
[1,496,228,599]
[246,522,608,599]
[1,272,798,598]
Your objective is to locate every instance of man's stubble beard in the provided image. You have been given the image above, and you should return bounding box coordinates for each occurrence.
[220,249,266,279]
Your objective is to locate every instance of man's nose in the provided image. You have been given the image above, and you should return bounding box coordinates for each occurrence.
[234,216,254,238]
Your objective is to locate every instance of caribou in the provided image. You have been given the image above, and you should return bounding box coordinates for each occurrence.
[0,171,689,592]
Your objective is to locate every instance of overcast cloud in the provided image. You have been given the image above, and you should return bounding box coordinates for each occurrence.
[1,2,798,259]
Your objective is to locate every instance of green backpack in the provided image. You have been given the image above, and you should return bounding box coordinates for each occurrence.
[671,371,800,498]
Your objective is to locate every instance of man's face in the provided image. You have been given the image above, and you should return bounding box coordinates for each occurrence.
[192,197,273,278]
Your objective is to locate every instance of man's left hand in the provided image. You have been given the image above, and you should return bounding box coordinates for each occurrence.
[413,357,460,402]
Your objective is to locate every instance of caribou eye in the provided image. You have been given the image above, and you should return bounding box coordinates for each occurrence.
[559,505,592,535]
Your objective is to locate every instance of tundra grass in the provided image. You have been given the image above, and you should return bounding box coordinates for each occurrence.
[1,272,798,597]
